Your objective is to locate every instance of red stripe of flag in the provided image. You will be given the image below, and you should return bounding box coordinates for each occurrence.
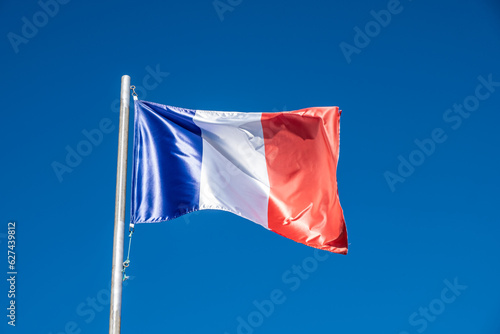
[261,107,347,254]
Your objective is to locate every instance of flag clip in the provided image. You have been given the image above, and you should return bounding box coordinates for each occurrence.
[130,85,138,101]
[122,228,135,281]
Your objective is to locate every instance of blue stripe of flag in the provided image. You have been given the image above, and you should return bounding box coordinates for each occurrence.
[131,101,203,224]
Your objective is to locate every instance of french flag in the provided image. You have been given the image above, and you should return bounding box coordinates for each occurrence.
[131,100,348,254]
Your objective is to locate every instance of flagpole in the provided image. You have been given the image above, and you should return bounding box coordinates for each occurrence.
[109,75,131,334]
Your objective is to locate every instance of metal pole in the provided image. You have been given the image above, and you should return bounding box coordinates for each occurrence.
[109,75,131,334]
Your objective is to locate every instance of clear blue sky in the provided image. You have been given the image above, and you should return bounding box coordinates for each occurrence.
[1,0,500,333]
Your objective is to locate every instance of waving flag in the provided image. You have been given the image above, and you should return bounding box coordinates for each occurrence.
[130,100,348,254]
